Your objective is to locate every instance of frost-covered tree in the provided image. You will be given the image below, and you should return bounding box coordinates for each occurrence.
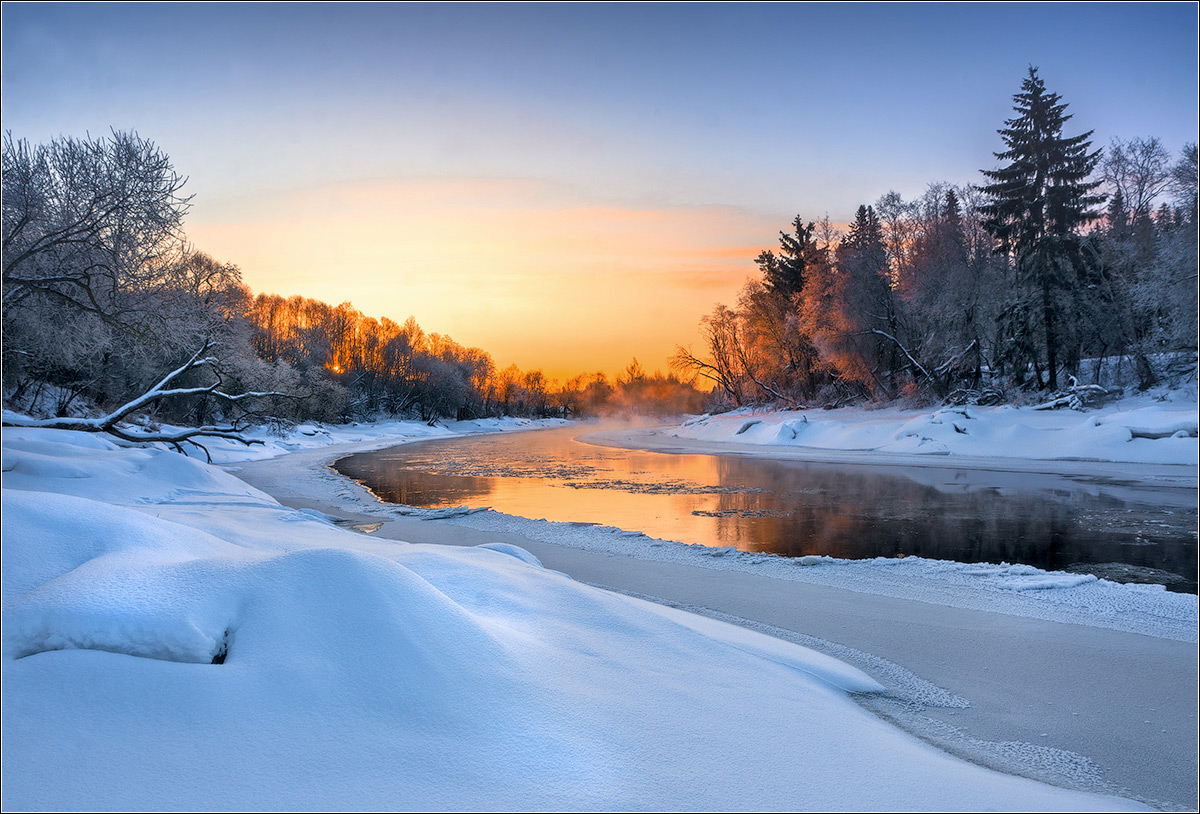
[899,188,987,392]
[735,280,817,403]
[874,190,920,284]
[979,67,1105,390]
[1103,136,1173,222]
[836,205,909,393]
[1139,149,1199,361]
[3,130,192,331]
[676,216,833,408]
[1087,141,1198,388]
[1,132,268,422]
[1169,142,1198,220]
[793,205,906,397]
[744,216,825,400]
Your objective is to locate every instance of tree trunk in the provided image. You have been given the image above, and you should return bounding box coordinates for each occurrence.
[1135,351,1158,390]
[1041,283,1058,391]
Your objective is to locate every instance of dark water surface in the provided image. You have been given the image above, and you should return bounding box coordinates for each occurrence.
[335,425,1198,592]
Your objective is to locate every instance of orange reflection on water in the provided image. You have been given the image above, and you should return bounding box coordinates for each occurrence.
[334,425,1198,587]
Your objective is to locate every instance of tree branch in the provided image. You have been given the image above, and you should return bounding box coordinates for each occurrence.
[858,329,933,382]
[2,341,292,456]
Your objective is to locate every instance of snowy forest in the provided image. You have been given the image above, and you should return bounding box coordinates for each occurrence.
[672,69,1198,409]
[3,69,1197,436]
[1,130,703,432]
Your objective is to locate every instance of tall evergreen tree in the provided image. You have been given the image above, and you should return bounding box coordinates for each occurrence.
[1106,188,1129,238]
[840,205,890,274]
[979,67,1105,389]
[760,216,817,301]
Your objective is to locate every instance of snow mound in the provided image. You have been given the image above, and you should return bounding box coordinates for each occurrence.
[475,542,544,567]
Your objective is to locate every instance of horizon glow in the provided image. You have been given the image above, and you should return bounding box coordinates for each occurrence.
[3,2,1197,381]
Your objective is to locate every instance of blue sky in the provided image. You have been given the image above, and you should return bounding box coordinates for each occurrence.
[3,2,1197,377]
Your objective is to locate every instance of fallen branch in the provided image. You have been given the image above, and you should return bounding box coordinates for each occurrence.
[1030,379,1115,411]
[3,341,292,461]
[944,387,1004,407]
[1128,422,1199,440]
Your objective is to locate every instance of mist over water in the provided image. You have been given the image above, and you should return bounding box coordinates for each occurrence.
[336,424,1198,592]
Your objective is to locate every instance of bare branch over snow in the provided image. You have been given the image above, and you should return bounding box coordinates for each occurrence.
[3,341,292,460]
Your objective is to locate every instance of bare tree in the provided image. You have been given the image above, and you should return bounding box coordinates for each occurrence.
[672,305,748,408]
[1103,136,1173,221]
[1169,142,1198,216]
[3,130,192,329]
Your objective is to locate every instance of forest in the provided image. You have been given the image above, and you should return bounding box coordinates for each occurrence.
[3,69,1197,441]
[1,130,703,435]
[673,69,1197,409]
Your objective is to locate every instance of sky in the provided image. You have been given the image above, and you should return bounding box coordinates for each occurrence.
[3,2,1197,382]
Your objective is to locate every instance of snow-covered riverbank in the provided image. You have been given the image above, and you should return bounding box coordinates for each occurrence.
[3,411,1196,810]
[660,389,1198,467]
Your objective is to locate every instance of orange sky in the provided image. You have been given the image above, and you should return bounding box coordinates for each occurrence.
[188,178,784,383]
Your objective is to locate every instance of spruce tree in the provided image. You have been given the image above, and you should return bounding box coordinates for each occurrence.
[979,67,1104,390]
[1106,188,1129,238]
[760,216,816,301]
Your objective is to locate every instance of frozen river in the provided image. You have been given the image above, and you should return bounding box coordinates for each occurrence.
[334,424,1198,592]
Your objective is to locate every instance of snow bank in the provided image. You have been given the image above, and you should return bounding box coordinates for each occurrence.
[0,410,571,466]
[0,428,1149,810]
[670,391,1198,465]
[442,508,1198,644]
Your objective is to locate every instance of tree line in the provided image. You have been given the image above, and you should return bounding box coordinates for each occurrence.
[673,68,1198,408]
[2,130,703,431]
[4,68,1195,434]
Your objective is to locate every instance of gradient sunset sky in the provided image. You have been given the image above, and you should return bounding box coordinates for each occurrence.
[3,3,1197,382]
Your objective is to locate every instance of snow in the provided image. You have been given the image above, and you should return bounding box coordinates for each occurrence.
[0,420,1163,811]
[664,389,1198,466]
[0,410,571,465]
[439,509,1197,643]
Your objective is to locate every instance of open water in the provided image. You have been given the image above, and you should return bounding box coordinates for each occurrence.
[335,424,1198,592]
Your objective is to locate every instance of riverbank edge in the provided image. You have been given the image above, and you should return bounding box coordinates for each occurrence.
[579,424,1200,486]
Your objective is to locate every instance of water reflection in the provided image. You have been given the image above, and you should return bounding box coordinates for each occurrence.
[335,426,1198,592]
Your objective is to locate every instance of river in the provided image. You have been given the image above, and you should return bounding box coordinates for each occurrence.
[334,423,1198,592]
